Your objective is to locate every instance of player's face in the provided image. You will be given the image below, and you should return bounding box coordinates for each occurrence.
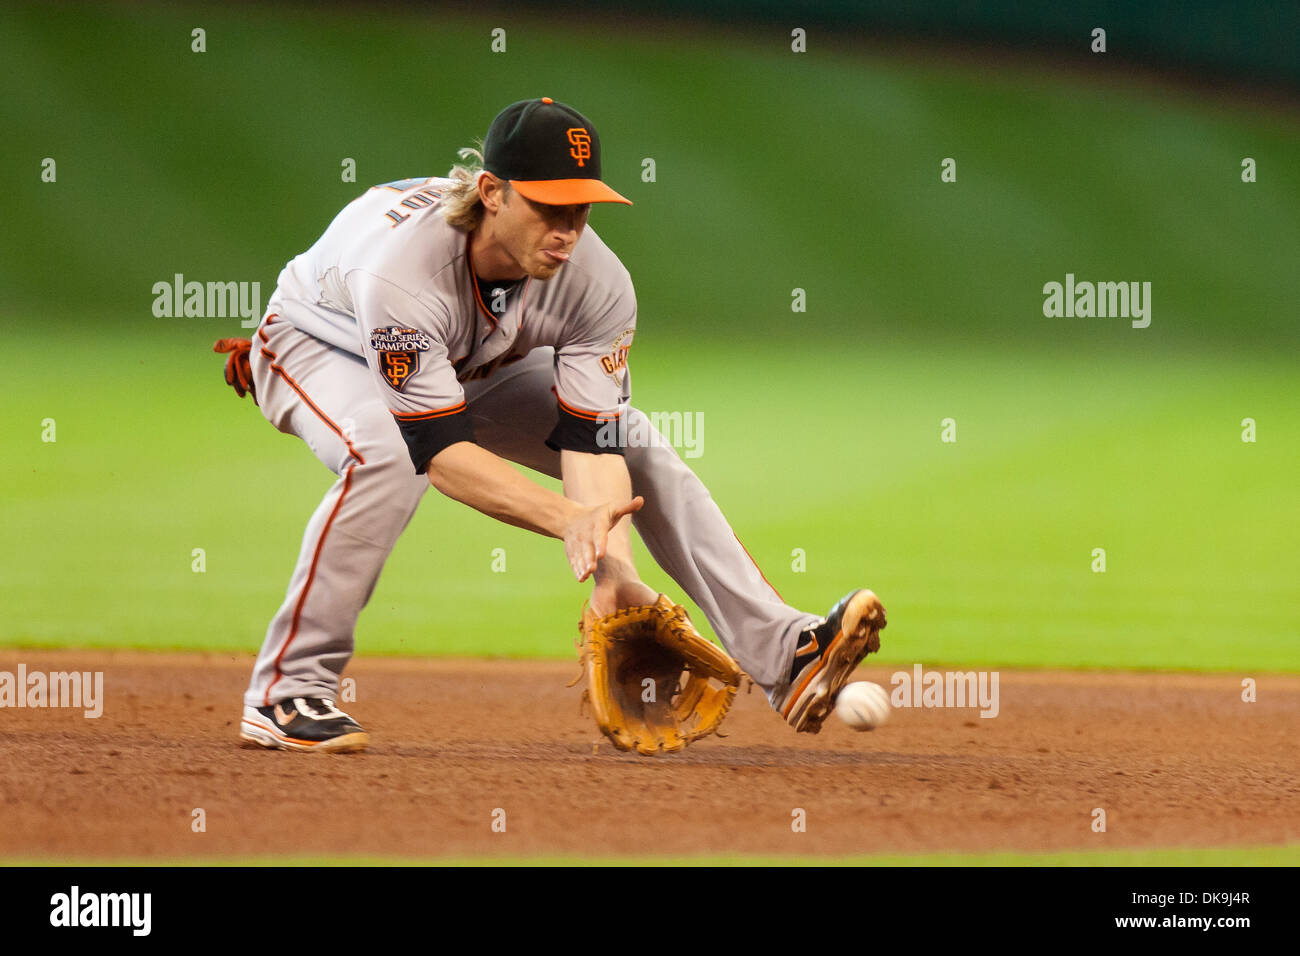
[498,189,590,280]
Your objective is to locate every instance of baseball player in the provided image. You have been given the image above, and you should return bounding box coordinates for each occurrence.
[214,98,886,753]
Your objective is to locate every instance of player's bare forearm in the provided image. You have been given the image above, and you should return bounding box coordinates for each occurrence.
[562,449,637,572]
[561,450,657,610]
[428,441,641,581]
[427,441,580,537]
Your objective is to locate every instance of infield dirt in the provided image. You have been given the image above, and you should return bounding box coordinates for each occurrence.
[1,651,1295,861]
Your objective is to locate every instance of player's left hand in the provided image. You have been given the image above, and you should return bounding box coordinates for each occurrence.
[563,495,644,582]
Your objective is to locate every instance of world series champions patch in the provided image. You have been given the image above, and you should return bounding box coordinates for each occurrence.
[369,326,431,392]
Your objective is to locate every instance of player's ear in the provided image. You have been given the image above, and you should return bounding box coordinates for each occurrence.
[478,172,507,213]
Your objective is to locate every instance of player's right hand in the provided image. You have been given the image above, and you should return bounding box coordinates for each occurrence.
[563,496,644,582]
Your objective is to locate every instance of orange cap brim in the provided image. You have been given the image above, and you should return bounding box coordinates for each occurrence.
[510,178,632,205]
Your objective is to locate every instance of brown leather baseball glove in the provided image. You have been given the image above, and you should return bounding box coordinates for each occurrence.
[212,337,256,403]
[577,595,742,755]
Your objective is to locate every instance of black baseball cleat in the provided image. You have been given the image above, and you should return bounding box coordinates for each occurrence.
[776,589,887,733]
[239,697,370,753]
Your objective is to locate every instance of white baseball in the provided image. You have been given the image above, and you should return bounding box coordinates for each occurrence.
[835,681,891,731]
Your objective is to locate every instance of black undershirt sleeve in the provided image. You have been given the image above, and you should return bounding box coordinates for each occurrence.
[545,405,624,456]
[394,408,476,474]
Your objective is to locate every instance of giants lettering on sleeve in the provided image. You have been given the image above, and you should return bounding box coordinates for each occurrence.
[599,328,634,381]
[600,345,629,376]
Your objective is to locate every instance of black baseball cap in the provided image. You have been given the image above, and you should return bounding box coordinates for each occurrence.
[483,97,631,206]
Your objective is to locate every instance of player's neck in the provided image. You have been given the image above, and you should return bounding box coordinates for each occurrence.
[468,225,526,282]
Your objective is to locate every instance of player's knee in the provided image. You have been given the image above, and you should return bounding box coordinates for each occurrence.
[353,443,423,483]
[347,424,426,489]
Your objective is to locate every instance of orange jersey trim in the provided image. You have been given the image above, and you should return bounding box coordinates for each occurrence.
[465,234,499,334]
[556,392,621,422]
[391,400,467,422]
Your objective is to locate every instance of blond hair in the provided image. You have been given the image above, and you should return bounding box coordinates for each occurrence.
[438,145,511,232]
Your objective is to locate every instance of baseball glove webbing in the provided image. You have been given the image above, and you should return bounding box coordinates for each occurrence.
[576,595,741,756]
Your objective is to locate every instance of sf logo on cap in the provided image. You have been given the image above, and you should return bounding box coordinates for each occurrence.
[567,128,592,167]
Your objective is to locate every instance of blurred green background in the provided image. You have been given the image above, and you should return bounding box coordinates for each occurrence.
[2,2,1297,672]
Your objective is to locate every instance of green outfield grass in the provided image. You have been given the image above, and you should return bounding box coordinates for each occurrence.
[8,845,1299,867]
[1,2,1297,673]
[2,327,1296,672]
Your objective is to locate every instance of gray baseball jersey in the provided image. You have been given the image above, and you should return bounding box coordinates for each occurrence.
[268,176,634,473]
